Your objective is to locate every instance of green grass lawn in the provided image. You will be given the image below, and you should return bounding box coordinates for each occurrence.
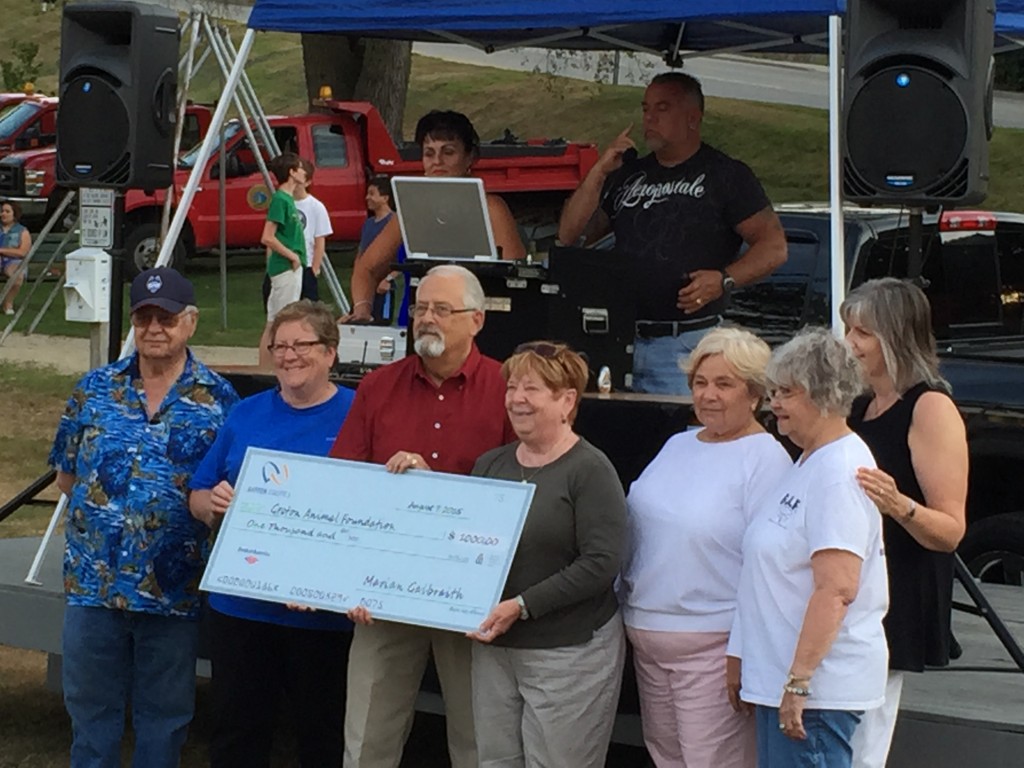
[0,361,78,517]
[5,249,356,346]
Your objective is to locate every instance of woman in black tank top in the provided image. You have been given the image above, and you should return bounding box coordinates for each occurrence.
[839,278,969,768]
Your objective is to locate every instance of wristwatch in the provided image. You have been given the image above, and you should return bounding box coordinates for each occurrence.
[514,594,530,620]
[721,270,736,293]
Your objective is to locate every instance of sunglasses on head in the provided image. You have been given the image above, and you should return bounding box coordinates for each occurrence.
[514,341,567,358]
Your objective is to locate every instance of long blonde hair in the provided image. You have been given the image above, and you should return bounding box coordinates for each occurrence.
[840,278,949,394]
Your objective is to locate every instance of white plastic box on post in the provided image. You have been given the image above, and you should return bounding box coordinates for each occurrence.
[63,247,111,323]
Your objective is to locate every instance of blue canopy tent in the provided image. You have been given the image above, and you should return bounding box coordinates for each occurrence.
[245,1,1024,45]
[151,1,1024,333]
[247,2,848,56]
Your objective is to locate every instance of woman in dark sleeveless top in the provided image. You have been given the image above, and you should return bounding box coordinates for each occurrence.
[840,278,968,768]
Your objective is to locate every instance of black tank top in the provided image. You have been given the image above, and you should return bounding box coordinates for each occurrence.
[848,382,954,672]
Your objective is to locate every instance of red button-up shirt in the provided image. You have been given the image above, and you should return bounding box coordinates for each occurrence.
[329,345,515,475]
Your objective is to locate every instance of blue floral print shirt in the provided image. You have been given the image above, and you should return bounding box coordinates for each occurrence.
[49,351,239,618]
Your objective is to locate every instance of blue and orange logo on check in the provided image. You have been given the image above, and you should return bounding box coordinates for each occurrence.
[262,461,290,485]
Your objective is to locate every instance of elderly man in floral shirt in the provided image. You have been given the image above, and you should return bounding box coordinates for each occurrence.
[49,267,238,768]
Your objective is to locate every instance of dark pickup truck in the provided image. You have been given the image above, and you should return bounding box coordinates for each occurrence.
[729,203,1024,586]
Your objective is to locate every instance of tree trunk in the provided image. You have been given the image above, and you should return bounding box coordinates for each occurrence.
[301,35,412,143]
[353,40,413,142]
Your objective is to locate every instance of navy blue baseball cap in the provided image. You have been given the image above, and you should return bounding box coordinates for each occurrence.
[130,267,195,314]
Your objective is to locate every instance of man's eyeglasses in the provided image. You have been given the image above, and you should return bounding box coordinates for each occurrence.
[267,340,324,357]
[131,308,189,329]
[411,302,478,319]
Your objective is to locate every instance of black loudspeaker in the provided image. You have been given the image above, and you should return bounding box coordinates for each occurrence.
[843,0,995,206]
[56,2,179,190]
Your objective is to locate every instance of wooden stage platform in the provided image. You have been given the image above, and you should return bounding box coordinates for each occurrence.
[2,534,1022,767]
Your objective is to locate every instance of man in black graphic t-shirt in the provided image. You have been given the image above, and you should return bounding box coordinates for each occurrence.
[559,72,787,394]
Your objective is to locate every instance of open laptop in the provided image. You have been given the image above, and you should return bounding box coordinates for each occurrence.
[391,176,500,262]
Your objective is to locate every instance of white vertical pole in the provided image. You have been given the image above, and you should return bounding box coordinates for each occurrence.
[829,14,847,337]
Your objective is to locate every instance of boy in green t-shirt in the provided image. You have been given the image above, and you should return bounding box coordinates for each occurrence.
[259,152,308,366]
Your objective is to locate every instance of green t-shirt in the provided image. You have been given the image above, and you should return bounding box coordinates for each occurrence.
[265,189,307,277]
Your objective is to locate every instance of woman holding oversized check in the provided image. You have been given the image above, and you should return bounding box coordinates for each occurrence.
[469,341,627,767]
[189,300,356,768]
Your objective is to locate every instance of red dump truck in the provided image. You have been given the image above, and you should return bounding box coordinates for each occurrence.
[0,101,598,274]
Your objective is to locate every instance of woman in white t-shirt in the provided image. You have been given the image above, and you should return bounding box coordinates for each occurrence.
[729,327,889,768]
[621,327,792,768]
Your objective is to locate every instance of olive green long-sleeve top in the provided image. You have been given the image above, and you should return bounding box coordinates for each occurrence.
[472,437,625,649]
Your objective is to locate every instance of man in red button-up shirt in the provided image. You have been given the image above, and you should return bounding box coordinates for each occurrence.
[330,264,514,768]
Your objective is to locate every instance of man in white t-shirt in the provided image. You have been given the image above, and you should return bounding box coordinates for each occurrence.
[294,159,333,302]
[261,159,334,312]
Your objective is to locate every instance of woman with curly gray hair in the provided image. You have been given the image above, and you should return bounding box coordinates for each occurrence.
[727,328,889,768]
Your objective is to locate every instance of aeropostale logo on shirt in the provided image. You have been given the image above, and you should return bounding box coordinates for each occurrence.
[769,493,802,528]
[613,171,707,212]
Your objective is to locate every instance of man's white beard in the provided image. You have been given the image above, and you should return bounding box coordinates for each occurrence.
[414,329,446,358]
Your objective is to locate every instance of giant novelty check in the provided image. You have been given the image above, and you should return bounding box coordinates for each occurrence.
[199,447,535,632]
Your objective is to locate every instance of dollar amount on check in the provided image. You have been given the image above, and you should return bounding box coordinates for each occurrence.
[200,447,535,633]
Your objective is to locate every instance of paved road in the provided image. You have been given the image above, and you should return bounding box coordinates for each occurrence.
[415,43,1024,130]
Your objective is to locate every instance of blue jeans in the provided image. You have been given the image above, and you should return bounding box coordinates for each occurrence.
[632,324,718,395]
[755,705,862,768]
[62,604,200,768]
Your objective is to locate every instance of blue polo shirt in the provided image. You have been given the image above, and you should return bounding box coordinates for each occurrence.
[190,386,356,631]
[49,351,239,619]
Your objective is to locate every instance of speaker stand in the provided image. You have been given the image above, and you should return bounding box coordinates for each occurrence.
[907,206,925,280]
[106,192,126,364]
[952,554,1024,673]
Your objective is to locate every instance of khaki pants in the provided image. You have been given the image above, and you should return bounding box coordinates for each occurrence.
[471,614,626,768]
[344,620,476,768]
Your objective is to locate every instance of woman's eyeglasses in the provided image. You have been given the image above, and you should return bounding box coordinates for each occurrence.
[267,340,324,357]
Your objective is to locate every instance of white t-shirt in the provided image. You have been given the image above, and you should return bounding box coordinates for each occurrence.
[294,195,333,264]
[730,433,889,710]
[621,431,793,632]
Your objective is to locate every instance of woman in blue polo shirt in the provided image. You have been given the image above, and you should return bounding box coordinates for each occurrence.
[190,300,356,768]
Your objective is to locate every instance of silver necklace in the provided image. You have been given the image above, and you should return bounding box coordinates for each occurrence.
[517,433,573,483]
[519,463,546,484]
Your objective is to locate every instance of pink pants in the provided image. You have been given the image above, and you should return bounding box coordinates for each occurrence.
[627,627,755,768]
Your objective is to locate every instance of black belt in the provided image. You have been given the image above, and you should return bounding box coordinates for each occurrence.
[635,316,721,339]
